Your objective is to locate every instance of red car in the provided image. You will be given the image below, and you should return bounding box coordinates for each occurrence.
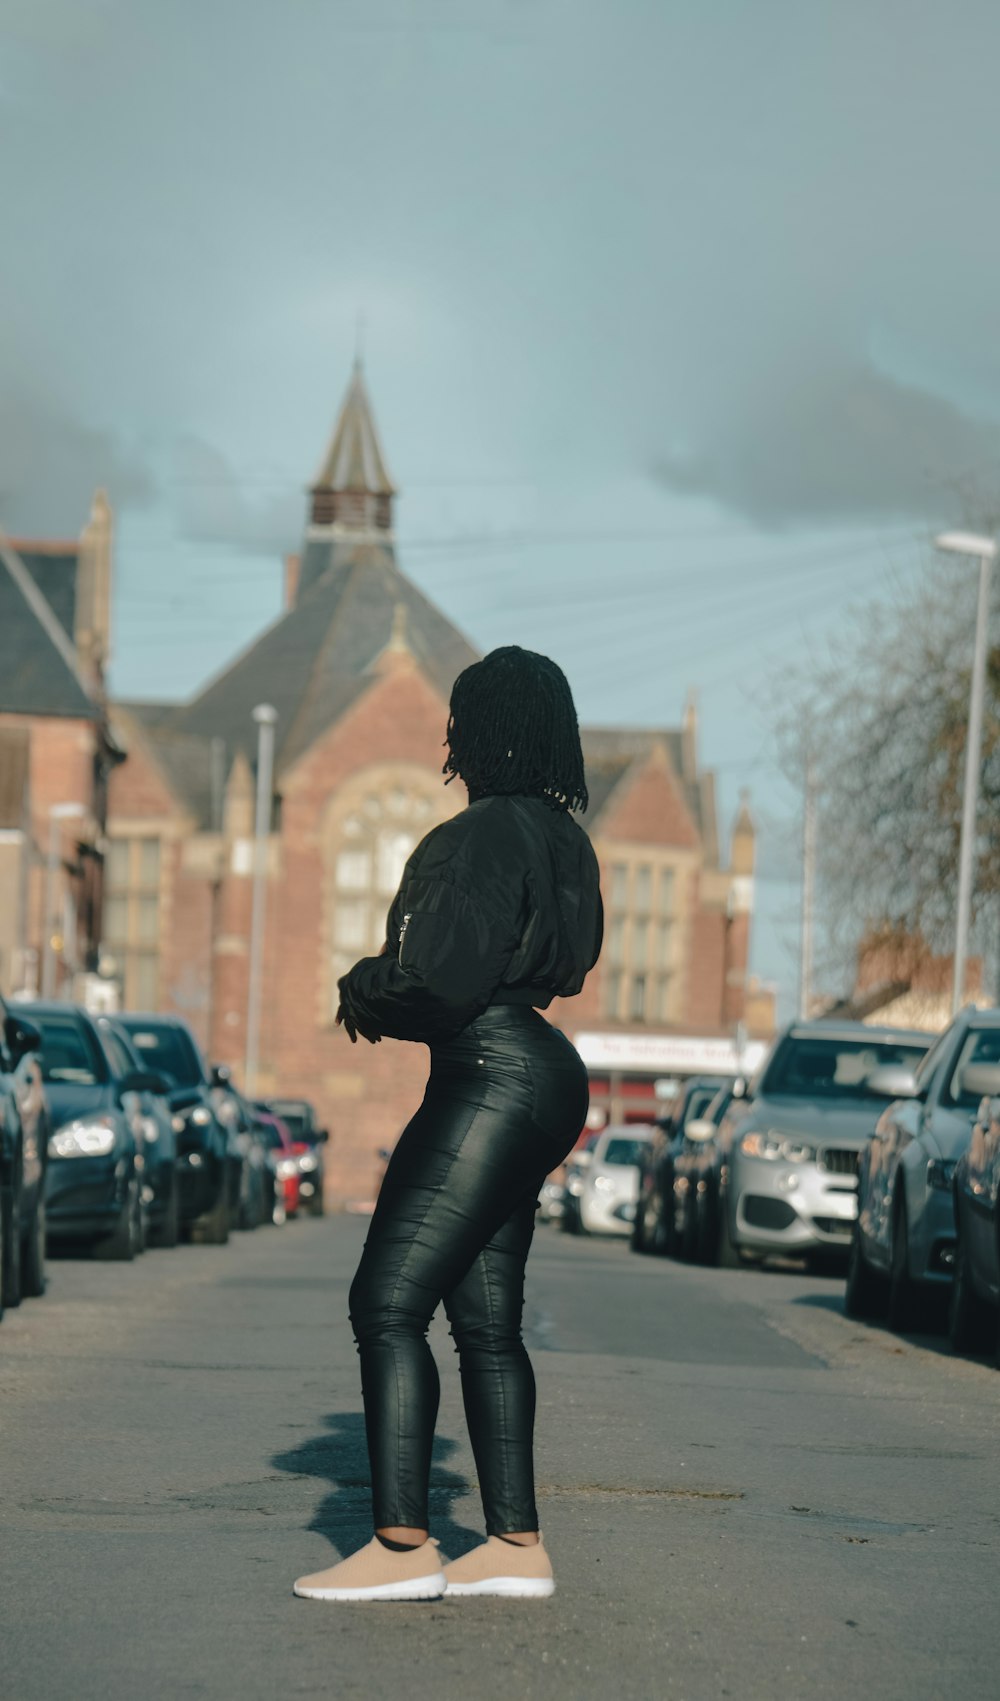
[253,1108,301,1221]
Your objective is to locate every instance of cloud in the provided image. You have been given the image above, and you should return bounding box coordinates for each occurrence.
[170,435,302,556]
[653,365,1000,527]
[0,390,155,535]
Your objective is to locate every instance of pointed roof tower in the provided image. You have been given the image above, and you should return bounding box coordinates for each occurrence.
[309,361,395,536]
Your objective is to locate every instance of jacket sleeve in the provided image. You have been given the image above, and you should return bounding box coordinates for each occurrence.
[339,869,525,1043]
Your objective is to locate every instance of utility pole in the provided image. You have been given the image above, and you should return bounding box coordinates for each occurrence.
[245,705,277,1097]
[798,755,817,1022]
[935,531,997,1016]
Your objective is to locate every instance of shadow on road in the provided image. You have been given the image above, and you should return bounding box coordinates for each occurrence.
[272,1410,483,1559]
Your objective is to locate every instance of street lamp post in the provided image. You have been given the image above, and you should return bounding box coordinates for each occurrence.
[42,802,87,999]
[934,531,997,1016]
[245,705,278,1098]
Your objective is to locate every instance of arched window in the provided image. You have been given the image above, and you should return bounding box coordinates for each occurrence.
[322,764,458,1020]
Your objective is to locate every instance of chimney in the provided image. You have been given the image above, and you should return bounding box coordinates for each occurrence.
[284,553,301,609]
[75,490,113,692]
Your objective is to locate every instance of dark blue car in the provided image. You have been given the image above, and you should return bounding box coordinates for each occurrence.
[26,1002,167,1261]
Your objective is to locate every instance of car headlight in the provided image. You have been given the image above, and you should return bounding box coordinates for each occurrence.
[593,1173,617,1193]
[740,1131,816,1164]
[276,1158,298,1179]
[139,1114,160,1143]
[173,1105,212,1134]
[927,1158,957,1192]
[298,1152,318,1172]
[49,1116,117,1159]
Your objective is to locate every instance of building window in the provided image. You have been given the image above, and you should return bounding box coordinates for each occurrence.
[609,915,625,968]
[610,864,628,908]
[605,970,622,1020]
[634,865,652,913]
[632,918,649,968]
[657,975,673,1022]
[104,836,161,1011]
[630,974,647,1022]
[659,867,675,913]
[325,771,453,1018]
[657,919,673,970]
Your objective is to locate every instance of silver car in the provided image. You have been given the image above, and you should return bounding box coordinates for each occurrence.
[575,1127,652,1237]
[724,1022,930,1264]
[847,1007,1000,1331]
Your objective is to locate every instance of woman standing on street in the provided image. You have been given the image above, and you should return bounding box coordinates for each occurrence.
[294,645,603,1603]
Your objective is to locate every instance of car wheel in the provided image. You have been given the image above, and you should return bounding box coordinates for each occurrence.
[844,1220,886,1320]
[308,1189,325,1218]
[886,1194,918,1333]
[949,1233,994,1355]
[151,1175,180,1250]
[95,1179,141,1262]
[20,1191,46,1299]
[193,1182,231,1246]
[1,1171,24,1309]
[630,1196,649,1252]
[717,1195,742,1269]
[680,1194,699,1262]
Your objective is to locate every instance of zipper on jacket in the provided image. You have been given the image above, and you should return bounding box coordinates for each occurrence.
[398,911,413,966]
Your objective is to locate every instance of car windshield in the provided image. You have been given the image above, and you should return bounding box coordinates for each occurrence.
[270,1104,308,1139]
[602,1137,646,1167]
[122,1023,202,1088]
[683,1088,718,1127]
[257,1122,287,1150]
[35,1015,107,1085]
[762,1035,928,1100]
[945,1027,1000,1109]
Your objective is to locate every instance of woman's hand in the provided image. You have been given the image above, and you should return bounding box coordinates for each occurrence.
[336,1001,381,1045]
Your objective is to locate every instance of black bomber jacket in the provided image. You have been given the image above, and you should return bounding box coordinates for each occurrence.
[339,793,603,1044]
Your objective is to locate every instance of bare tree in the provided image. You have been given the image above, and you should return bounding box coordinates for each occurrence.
[775,545,1000,994]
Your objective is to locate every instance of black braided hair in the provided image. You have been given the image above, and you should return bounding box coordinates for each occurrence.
[443,645,589,813]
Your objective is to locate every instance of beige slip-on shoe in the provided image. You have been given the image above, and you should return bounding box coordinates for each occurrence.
[294,1537,446,1602]
[444,1534,555,1598]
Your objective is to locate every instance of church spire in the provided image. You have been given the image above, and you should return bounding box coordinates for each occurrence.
[309,361,395,534]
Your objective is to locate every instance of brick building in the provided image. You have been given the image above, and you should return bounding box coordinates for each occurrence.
[0,497,120,997]
[106,365,764,1199]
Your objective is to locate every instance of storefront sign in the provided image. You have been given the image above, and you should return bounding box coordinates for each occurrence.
[573,1031,768,1076]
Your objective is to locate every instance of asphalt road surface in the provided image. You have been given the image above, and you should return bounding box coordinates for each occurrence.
[2,1214,998,1701]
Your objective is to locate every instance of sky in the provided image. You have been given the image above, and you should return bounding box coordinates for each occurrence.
[4,0,1000,1015]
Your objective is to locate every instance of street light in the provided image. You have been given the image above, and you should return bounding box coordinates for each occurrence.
[245,705,278,1097]
[42,802,87,999]
[934,529,997,1016]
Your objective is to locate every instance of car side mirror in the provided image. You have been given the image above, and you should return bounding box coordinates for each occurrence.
[119,1068,170,1098]
[866,1065,920,1100]
[5,1014,41,1059]
[685,1118,717,1142]
[315,1129,329,1144]
[210,1062,232,1089]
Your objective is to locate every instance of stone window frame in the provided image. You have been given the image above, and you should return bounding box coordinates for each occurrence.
[318,761,458,1027]
[603,850,687,1026]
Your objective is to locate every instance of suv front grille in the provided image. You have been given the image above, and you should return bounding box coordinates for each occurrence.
[818,1147,859,1177]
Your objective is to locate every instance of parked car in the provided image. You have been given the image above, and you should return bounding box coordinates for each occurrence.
[632,1077,729,1255]
[0,996,47,1316]
[559,1132,601,1234]
[568,1126,652,1237]
[24,1001,166,1260]
[206,1063,272,1230]
[96,1016,180,1249]
[253,1106,300,1222]
[266,1097,328,1216]
[669,1078,749,1264]
[117,1015,234,1245]
[950,1069,1000,1357]
[726,1020,930,1269]
[537,1175,566,1224]
[847,1008,1000,1330]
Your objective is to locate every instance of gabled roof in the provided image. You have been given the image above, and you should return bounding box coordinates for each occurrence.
[311,363,394,496]
[133,540,477,818]
[580,725,716,858]
[0,535,96,719]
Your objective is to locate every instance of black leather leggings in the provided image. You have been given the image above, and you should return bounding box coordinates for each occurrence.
[348,1006,589,1535]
